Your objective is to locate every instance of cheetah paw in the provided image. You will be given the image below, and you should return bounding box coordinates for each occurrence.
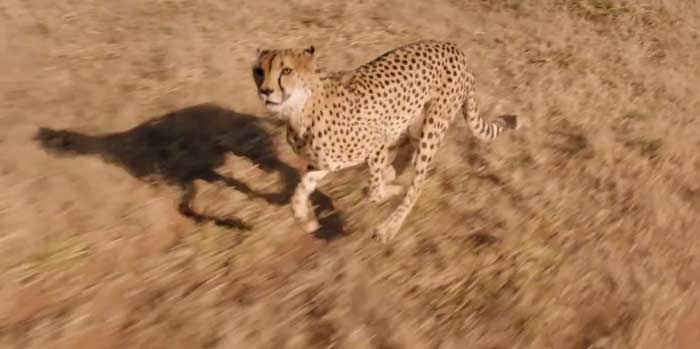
[301,219,321,234]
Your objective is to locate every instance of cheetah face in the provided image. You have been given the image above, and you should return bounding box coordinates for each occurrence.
[252,46,317,114]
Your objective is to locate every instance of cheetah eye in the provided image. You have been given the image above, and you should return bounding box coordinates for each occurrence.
[253,66,264,78]
[282,67,293,75]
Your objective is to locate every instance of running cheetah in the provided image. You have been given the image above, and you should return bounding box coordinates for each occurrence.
[252,40,520,242]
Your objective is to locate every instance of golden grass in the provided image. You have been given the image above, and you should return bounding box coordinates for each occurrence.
[1,0,699,348]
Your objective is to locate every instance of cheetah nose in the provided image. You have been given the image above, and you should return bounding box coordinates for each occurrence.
[260,88,273,96]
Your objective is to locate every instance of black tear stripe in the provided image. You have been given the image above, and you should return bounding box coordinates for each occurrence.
[267,53,286,97]
[278,71,286,96]
[277,57,287,96]
[266,53,276,75]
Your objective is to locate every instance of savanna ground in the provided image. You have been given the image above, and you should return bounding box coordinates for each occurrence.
[1,0,700,348]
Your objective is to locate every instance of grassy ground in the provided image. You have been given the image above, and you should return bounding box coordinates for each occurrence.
[1,0,699,348]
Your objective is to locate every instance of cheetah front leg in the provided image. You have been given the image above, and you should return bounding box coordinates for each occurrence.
[367,143,404,203]
[291,169,328,233]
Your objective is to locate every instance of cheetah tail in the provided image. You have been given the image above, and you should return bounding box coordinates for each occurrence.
[462,89,520,141]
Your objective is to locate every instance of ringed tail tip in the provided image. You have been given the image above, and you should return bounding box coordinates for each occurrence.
[498,114,520,130]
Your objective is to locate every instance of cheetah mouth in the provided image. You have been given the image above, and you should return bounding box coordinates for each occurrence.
[264,101,281,106]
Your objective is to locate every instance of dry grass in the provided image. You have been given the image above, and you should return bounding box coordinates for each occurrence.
[1,0,700,348]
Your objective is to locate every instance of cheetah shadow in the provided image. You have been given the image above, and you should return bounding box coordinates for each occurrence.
[33,103,344,239]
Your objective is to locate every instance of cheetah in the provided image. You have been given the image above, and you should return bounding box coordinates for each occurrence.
[252,40,520,242]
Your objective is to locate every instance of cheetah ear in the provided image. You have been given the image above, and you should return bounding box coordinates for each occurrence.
[256,48,269,58]
[304,45,315,57]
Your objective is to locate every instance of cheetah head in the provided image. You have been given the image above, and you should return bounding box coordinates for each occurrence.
[252,46,318,116]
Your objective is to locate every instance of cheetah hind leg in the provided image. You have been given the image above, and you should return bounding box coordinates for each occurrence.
[377,167,404,203]
[373,105,452,243]
[367,144,404,204]
[381,145,404,194]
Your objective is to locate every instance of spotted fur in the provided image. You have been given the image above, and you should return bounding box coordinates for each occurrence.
[252,40,520,242]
